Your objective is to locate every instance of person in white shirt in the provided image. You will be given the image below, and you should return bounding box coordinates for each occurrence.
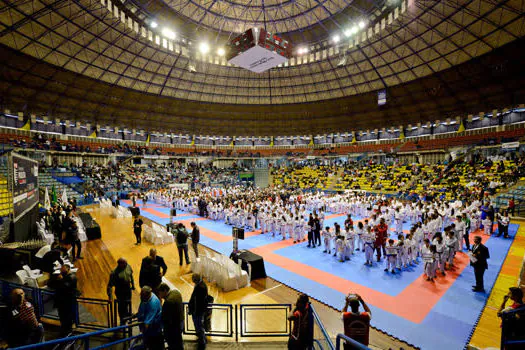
[384,239,398,274]
[322,226,332,253]
[432,234,446,276]
[345,227,356,260]
[421,239,436,282]
[444,230,457,269]
[362,227,375,266]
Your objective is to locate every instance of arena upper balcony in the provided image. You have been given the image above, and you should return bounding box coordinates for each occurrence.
[1,109,524,158]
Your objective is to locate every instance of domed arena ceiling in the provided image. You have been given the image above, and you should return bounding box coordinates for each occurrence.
[1,0,523,106]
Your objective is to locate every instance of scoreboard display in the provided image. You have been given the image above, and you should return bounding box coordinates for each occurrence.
[11,153,39,222]
[226,28,292,73]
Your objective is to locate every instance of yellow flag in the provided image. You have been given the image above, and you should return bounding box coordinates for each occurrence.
[190,135,195,146]
[229,136,234,147]
[458,119,465,133]
[270,136,274,147]
[146,134,150,144]
[308,136,314,146]
[20,121,30,131]
[89,130,97,138]
[399,128,405,140]
[351,133,357,144]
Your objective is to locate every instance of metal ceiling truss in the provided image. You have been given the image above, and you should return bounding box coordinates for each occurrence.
[0,0,523,105]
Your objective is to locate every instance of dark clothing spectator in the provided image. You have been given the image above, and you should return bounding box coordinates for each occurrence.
[139,257,161,290]
[161,288,184,350]
[54,270,79,336]
[41,247,64,273]
[133,217,143,245]
[107,261,135,325]
[189,276,208,349]
[288,295,313,350]
[471,238,490,292]
[175,225,190,265]
[191,223,201,258]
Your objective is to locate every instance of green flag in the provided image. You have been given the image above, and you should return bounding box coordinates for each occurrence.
[51,185,57,204]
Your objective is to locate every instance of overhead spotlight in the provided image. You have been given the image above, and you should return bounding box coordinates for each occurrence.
[359,21,366,29]
[344,29,352,37]
[217,48,225,56]
[351,26,358,34]
[298,47,308,55]
[199,42,209,54]
[150,21,158,29]
[161,28,176,40]
[332,35,340,43]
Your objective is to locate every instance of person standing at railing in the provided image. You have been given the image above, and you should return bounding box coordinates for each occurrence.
[107,258,136,325]
[287,293,313,350]
[157,283,184,350]
[137,286,164,350]
[342,293,372,348]
[54,264,79,337]
[189,273,208,350]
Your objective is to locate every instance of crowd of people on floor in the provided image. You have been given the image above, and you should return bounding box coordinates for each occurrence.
[2,151,524,349]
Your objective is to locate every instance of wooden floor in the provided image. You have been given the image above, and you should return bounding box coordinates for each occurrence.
[469,219,525,349]
[73,206,415,349]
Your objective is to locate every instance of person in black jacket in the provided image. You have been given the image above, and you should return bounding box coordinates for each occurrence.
[191,222,200,258]
[175,223,190,266]
[307,214,315,248]
[41,241,64,273]
[54,265,79,336]
[148,248,167,276]
[313,214,321,247]
[189,273,208,349]
[133,216,143,245]
[470,236,490,292]
[139,256,161,291]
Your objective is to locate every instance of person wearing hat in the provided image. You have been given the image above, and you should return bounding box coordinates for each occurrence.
[342,293,372,348]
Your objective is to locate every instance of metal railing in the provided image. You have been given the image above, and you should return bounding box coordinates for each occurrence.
[238,303,292,338]
[11,322,143,350]
[311,303,335,350]
[0,280,113,330]
[335,333,372,350]
[183,302,235,338]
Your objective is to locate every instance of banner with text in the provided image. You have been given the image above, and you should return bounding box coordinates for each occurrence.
[12,153,39,221]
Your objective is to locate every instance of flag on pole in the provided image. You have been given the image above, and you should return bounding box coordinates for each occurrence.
[89,130,97,138]
[51,185,57,204]
[351,132,357,144]
[61,188,68,204]
[399,128,405,140]
[44,187,51,209]
[20,120,31,131]
[146,133,150,144]
[270,136,274,147]
[457,119,465,133]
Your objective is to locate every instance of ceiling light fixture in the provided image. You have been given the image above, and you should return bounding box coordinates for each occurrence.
[359,21,366,29]
[161,28,176,40]
[332,35,340,43]
[150,21,158,29]
[217,48,225,56]
[199,42,210,54]
[344,29,352,37]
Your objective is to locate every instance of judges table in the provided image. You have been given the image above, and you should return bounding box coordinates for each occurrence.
[230,250,267,280]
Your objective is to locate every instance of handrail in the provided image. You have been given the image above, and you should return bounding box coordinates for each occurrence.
[335,333,371,350]
[11,323,143,350]
[310,303,335,350]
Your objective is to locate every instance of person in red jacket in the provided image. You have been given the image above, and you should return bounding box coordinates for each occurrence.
[374,218,388,262]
